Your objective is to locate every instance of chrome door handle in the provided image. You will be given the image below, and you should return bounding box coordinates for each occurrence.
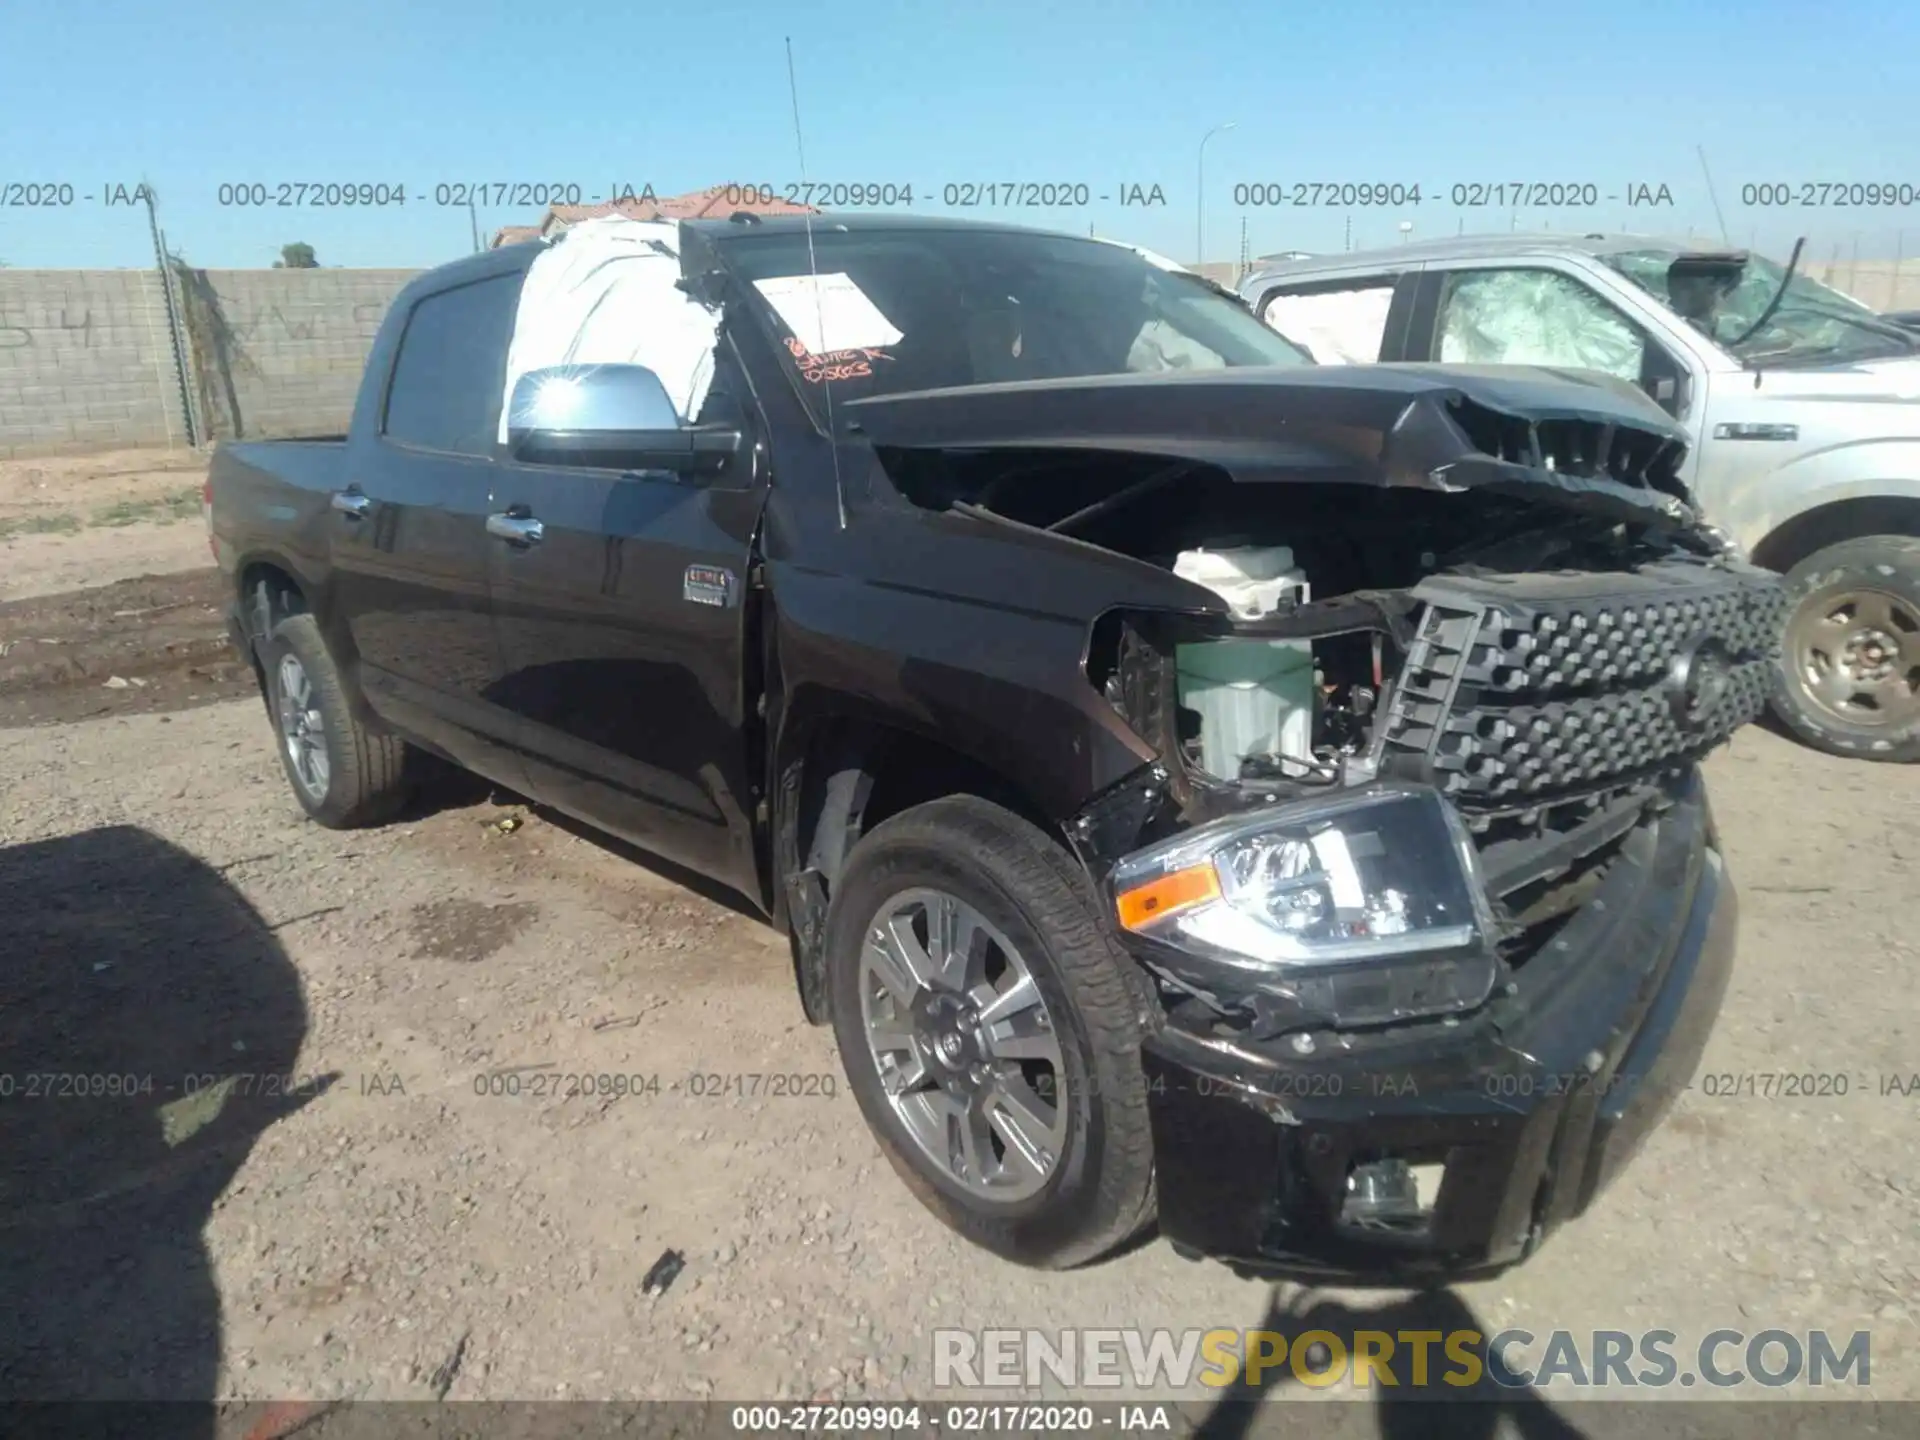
[330,489,371,518]
[486,512,545,546]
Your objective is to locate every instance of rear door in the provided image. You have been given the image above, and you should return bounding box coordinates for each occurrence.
[484,340,770,898]
[330,268,529,785]
[1247,269,1421,363]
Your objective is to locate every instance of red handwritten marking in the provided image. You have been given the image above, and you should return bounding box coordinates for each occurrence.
[802,360,872,382]
[791,343,893,383]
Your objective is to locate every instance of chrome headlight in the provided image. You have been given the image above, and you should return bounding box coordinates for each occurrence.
[1109,784,1500,1028]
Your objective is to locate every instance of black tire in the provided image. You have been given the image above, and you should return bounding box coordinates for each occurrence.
[259,612,413,827]
[823,795,1157,1268]
[1768,535,1920,763]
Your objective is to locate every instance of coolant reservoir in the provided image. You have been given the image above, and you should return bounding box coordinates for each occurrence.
[1172,547,1315,779]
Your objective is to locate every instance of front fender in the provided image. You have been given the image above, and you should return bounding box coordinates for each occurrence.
[768,607,1157,828]
[1725,441,1920,557]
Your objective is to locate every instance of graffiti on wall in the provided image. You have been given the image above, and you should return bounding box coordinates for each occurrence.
[224,299,387,343]
[2,272,420,452]
[0,308,101,349]
[0,292,396,351]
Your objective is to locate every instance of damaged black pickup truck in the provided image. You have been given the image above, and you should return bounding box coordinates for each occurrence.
[207,213,1785,1282]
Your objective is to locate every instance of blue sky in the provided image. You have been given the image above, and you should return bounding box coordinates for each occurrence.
[3,0,1918,271]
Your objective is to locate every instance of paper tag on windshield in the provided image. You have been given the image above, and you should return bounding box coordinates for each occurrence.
[753,273,903,354]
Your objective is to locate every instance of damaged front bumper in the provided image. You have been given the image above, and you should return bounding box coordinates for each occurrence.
[1128,771,1736,1284]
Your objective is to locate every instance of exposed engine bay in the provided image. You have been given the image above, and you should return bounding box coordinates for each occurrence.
[884,445,1772,805]
[883,440,1786,1031]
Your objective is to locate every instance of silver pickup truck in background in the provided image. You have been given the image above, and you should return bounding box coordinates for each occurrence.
[1242,234,1920,762]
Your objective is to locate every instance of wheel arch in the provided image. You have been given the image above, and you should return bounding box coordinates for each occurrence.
[229,555,312,687]
[231,548,379,726]
[1748,492,1920,575]
[773,703,1065,1026]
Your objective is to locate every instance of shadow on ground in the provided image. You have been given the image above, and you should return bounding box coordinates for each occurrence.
[0,824,325,1437]
[1191,1286,1589,1440]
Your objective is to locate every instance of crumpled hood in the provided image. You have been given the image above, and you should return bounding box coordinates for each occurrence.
[846,362,1696,528]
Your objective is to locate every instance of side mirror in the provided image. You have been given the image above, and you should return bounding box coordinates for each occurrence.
[1641,347,1692,420]
[506,364,742,476]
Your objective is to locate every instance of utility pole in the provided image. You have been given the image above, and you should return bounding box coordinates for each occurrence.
[1696,145,1731,245]
[139,184,199,447]
[1196,121,1236,266]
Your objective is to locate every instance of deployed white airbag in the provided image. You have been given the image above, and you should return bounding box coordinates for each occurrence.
[1437,269,1644,382]
[498,217,720,442]
[1262,286,1395,365]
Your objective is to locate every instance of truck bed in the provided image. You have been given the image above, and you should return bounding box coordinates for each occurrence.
[206,438,348,586]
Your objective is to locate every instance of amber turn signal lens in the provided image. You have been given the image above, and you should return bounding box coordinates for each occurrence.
[1115,864,1221,932]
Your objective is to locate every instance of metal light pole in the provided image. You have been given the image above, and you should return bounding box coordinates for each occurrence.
[1196,121,1237,268]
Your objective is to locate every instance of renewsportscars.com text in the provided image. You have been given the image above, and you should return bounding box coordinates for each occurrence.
[933,1327,1871,1392]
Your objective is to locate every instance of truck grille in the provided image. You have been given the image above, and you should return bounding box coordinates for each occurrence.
[1375,559,1787,814]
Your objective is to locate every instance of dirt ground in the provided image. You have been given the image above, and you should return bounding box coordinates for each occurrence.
[0,569,254,725]
[1,445,219,602]
[0,444,209,526]
[1,553,1917,1432]
[0,519,217,604]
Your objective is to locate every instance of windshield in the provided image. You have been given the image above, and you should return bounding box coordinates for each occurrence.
[1601,247,1913,368]
[715,225,1312,427]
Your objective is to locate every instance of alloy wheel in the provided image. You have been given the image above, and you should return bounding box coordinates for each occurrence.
[857,886,1070,1203]
[275,652,331,801]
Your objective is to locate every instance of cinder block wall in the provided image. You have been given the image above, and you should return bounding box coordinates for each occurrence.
[0,270,191,457]
[191,269,421,439]
[0,267,423,459]
[6,255,1920,460]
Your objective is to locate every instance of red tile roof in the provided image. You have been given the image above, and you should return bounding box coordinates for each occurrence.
[657,184,819,218]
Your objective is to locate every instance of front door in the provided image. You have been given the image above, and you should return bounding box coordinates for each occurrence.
[485,354,769,898]
[1413,265,1693,410]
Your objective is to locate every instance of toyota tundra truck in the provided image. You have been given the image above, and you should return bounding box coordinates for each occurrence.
[206,212,1783,1282]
